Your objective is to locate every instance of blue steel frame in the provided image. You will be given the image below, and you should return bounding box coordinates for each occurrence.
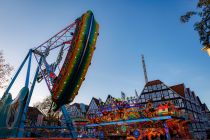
[86,116,172,140]
[3,49,77,138]
[17,51,42,137]
[61,106,77,138]
[4,51,31,95]
[86,116,172,127]
[3,50,32,137]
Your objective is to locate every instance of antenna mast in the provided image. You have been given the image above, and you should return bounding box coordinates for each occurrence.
[141,54,148,84]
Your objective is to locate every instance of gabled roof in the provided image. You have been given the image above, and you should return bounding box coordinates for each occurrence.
[141,80,165,95]
[145,80,162,87]
[201,103,209,112]
[92,97,100,106]
[104,94,118,104]
[170,84,185,97]
[142,80,186,98]
[186,88,195,96]
[27,107,45,118]
[71,103,81,110]
[87,97,101,112]
[196,96,202,105]
[191,91,197,100]
[70,103,88,112]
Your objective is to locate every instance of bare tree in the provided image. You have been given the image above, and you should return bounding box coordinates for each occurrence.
[180,0,210,48]
[0,50,13,89]
[33,96,61,124]
[33,96,63,137]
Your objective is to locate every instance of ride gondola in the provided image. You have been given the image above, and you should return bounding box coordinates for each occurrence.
[51,11,99,111]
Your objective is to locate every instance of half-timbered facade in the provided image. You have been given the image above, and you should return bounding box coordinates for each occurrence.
[103,95,119,111]
[105,95,116,104]
[86,97,101,119]
[138,79,208,139]
[200,103,210,138]
[60,103,88,133]
[66,103,88,119]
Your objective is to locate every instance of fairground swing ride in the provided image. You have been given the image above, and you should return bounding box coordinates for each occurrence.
[0,10,99,138]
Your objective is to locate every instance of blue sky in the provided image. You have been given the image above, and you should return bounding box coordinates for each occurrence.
[0,0,209,108]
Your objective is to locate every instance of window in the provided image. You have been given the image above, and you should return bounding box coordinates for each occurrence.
[145,94,149,99]
[161,84,167,89]
[156,92,161,97]
[173,93,179,98]
[152,93,156,98]
[178,99,182,104]
[141,98,145,103]
[192,123,196,128]
[157,97,161,101]
[196,123,200,129]
[185,92,189,99]
[163,90,169,96]
[143,88,148,93]
[192,104,196,111]
[152,85,157,90]
[196,106,200,113]
[148,86,152,91]
[168,90,173,94]
[169,93,174,98]
[153,97,157,101]
[157,84,161,90]
[165,95,169,99]
[140,94,144,99]
[187,102,191,109]
[181,102,185,107]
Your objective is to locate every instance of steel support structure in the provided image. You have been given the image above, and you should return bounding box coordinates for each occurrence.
[61,106,77,138]
[25,50,32,87]
[4,51,30,96]
[32,21,79,138]
[3,21,79,138]
[86,116,172,127]
[17,53,42,137]
[34,54,77,138]
[1,49,77,138]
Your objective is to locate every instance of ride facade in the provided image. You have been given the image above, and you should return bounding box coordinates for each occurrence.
[0,10,99,138]
[86,100,192,140]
